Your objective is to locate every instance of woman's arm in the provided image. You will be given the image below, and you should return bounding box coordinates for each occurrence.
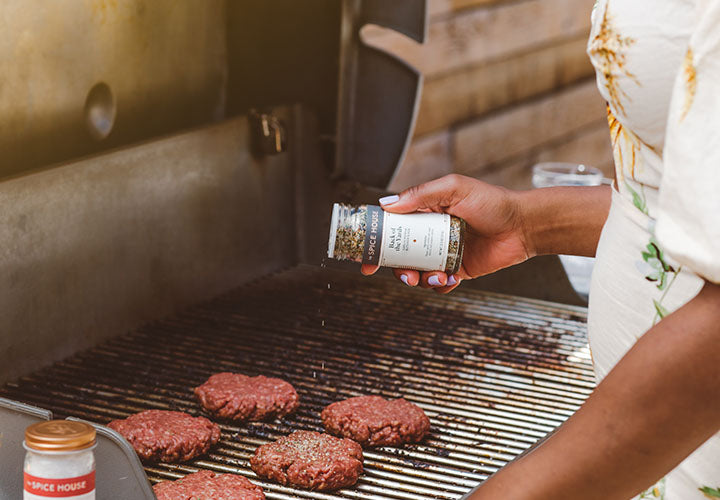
[517,184,612,258]
[364,175,611,291]
[470,281,720,499]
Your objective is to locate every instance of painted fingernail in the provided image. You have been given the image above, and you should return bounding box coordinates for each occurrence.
[448,275,458,286]
[428,275,442,287]
[379,194,400,206]
[400,274,410,286]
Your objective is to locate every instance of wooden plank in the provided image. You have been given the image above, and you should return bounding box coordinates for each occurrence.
[429,0,509,18]
[465,121,614,189]
[391,118,612,192]
[388,131,453,192]
[393,124,614,191]
[363,0,595,77]
[477,155,539,190]
[536,122,614,177]
[453,80,606,175]
[415,34,594,135]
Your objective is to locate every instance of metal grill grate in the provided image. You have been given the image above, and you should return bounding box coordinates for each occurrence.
[2,265,594,499]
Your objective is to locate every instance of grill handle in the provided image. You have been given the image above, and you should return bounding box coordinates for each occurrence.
[335,0,427,189]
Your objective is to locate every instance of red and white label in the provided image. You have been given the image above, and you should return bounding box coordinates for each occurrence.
[24,472,95,499]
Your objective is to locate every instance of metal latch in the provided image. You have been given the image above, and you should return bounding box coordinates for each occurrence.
[249,110,287,156]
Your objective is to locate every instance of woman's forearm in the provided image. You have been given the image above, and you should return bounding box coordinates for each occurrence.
[514,185,611,258]
[470,281,720,499]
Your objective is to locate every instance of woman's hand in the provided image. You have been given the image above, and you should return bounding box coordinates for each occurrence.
[362,174,612,292]
[361,174,533,293]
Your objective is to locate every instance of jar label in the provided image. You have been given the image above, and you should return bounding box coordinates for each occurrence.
[24,471,95,499]
[363,207,451,271]
[362,205,385,266]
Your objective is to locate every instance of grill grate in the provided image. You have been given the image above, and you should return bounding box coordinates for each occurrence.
[2,265,594,499]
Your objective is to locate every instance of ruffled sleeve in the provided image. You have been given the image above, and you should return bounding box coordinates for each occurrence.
[656,0,720,284]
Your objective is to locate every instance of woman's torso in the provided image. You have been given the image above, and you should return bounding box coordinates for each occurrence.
[586,1,717,498]
[587,0,705,373]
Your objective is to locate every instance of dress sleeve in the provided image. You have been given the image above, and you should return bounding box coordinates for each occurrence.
[656,0,720,284]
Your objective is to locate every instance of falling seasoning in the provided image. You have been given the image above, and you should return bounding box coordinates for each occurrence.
[327,203,466,274]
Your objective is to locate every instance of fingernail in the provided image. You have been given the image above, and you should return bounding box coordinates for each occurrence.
[428,275,442,287]
[400,274,410,286]
[379,194,399,206]
[448,275,458,286]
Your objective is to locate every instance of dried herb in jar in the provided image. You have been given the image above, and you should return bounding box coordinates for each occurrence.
[328,203,466,274]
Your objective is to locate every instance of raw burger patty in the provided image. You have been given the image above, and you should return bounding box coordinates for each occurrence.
[250,430,363,491]
[153,470,265,500]
[108,410,220,462]
[321,395,430,447]
[194,373,299,421]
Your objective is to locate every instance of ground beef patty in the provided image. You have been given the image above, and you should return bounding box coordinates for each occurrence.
[194,373,299,421]
[250,430,363,491]
[153,470,265,500]
[108,410,220,462]
[321,395,430,447]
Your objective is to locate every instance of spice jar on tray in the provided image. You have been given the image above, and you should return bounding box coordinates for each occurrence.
[23,420,97,500]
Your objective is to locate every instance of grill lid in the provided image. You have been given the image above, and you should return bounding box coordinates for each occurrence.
[335,0,427,188]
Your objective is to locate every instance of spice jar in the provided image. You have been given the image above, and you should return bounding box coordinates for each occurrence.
[328,203,466,274]
[24,420,97,500]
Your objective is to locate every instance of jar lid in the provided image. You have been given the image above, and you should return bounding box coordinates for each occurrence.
[25,420,96,452]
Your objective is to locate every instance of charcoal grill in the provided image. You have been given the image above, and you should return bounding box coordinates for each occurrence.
[2,266,593,499]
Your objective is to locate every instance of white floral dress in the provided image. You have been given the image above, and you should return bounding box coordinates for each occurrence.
[586,0,720,498]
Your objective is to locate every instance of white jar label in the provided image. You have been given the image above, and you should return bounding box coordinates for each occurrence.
[24,471,95,499]
[370,209,451,271]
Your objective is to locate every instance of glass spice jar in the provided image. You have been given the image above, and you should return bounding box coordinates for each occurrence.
[328,203,466,274]
[24,420,97,500]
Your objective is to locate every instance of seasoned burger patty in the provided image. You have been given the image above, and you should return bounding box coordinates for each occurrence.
[250,430,363,491]
[194,373,299,421]
[108,410,220,462]
[153,470,265,500]
[321,395,430,447]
